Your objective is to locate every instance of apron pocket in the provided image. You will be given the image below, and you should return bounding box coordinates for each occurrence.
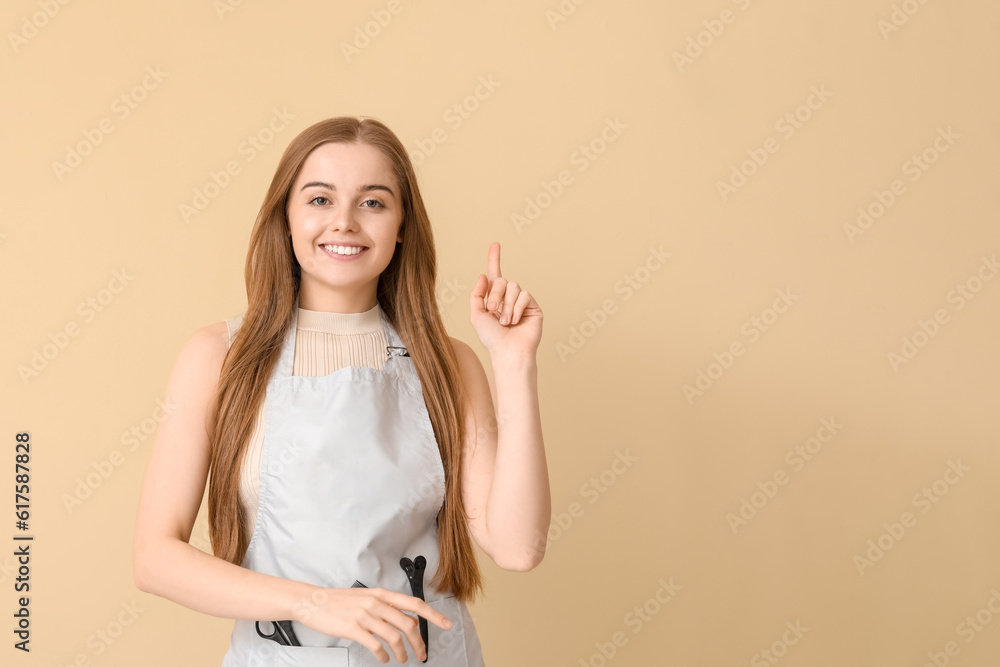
[423,594,467,664]
[254,642,351,666]
[368,595,467,665]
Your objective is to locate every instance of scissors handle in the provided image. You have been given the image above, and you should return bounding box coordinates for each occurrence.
[256,581,368,647]
[400,556,429,663]
[255,619,301,646]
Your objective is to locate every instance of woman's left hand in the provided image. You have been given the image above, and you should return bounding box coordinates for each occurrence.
[470,242,543,360]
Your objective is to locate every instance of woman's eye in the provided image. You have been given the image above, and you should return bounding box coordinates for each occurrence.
[309,196,329,206]
[362,199,385,209]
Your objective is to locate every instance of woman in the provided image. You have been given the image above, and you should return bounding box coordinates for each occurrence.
[132,116,550,666]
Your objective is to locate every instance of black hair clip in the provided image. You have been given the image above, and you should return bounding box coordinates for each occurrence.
[399,555,428,663]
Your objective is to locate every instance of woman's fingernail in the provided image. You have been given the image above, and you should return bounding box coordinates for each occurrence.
[500,314,509,324]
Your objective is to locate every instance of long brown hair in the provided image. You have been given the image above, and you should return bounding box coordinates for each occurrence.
[206,116,484,603]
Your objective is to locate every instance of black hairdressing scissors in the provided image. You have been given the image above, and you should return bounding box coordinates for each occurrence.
[255,619,301,646]
[400,556,428,663]
[256,580,369,647]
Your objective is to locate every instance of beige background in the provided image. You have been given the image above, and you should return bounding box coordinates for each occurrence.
[2,0,999,664]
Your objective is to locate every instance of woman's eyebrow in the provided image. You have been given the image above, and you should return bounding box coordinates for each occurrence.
[299,181,395,197]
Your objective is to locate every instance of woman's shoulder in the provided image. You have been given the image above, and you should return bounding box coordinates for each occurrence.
[162,319,233,406]
[180,311,245,372]
[182,319,232,366]
[223,314,244,348]
[181,312,248,364]
[447,336,486,381]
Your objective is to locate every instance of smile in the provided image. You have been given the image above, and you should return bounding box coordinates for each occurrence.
[321,244,368,257]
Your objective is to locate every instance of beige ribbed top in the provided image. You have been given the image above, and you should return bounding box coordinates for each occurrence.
[223,304,387,544]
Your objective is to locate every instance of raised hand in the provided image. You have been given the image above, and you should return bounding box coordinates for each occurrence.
[469,241,543,359]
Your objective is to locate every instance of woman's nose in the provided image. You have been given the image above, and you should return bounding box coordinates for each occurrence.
[327,206,360,231]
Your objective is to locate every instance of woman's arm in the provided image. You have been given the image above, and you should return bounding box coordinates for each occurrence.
[451,337,550,572]
[456,242,550,572]
[132,322,317,620]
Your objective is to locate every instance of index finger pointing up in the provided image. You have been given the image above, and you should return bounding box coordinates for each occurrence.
[487,241,502,279]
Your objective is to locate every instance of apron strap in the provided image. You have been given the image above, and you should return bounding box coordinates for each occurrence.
[378,304,410,382]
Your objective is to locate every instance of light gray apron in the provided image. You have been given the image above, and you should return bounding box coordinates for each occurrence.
[220,299,486,666]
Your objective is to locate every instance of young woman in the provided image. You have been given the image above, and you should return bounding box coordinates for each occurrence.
[132,116,549,666]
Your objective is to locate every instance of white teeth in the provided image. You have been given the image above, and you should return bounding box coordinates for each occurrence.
[323,244,365,255]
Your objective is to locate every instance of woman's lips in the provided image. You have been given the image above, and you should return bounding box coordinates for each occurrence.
[320,244,369,260]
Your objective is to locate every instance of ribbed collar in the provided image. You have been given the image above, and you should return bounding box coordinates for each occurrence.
[296,302,382,335]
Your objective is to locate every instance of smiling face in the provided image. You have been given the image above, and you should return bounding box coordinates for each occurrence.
[287,141,404,313]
